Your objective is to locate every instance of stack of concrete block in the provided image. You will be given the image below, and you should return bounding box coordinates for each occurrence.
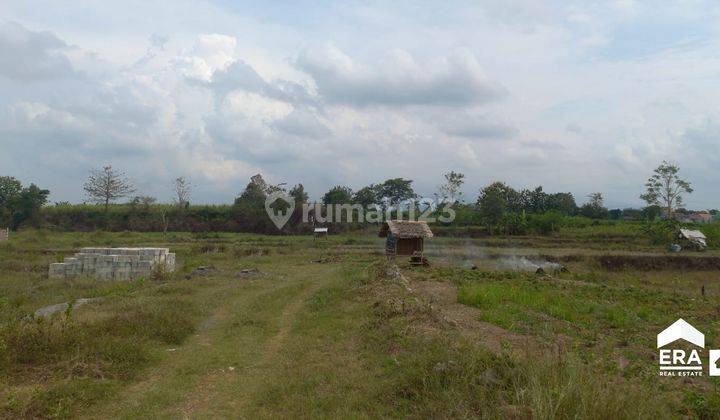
[48,247,175,280]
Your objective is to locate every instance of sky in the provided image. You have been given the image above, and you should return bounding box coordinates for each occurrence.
[1,0,719,209]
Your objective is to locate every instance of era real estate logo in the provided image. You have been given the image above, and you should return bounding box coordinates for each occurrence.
[657,318,720,377]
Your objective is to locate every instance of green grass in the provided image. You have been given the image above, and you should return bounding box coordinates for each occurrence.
[458,278,646,331]
[358,261,678,418]
[455,270,720,344]
[2,229,720,418]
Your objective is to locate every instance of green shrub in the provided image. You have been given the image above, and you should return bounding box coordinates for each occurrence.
[529,211,563,235]
[642,219,678,245]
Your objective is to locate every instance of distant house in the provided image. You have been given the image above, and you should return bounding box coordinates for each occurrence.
[379,220,433,256]
[667,211,714,224]
[690,212,713,224]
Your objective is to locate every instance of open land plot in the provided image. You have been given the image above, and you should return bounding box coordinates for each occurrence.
[2,229,720,418]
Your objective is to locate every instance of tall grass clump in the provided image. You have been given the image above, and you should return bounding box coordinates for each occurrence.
[0,295,199,417]
[504,349,669,419]
[371,332,670,419]
[92,298,197,345]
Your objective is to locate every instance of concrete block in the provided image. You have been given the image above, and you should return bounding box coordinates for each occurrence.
[166,253,176,270]
[47,247,175,281]
[48,263,67,278]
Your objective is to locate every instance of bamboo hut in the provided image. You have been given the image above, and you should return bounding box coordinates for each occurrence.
[379,220,433,257]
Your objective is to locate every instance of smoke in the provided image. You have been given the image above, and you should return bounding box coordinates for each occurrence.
[424,239,486,267]
[494,256,563,273]
[424,240,564,273]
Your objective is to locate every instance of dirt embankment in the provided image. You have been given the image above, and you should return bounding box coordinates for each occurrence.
[368,261,537,354]
[464,252,720,271]
[595,255,720,271]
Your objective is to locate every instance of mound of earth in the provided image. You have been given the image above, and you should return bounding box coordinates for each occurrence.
[598,255,720,271]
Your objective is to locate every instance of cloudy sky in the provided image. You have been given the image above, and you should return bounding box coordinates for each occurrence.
[1,1,719,208]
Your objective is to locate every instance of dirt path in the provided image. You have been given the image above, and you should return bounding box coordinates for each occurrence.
[82,264,338,419]
[178,273,326,417]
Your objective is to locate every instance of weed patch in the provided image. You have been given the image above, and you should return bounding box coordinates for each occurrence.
[361,263,673,418]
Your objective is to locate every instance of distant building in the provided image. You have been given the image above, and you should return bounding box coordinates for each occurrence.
[665,210,714,224]
[691,212,713,223]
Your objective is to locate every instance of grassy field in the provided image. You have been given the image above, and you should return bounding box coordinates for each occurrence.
[2,229,720,418]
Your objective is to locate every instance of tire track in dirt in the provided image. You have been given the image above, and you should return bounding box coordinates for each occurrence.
[260,278,323,360]
[77,280,254,420]
[178,267,332,417]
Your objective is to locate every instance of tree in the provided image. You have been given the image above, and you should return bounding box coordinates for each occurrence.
[83,166,135,212]
[0,176,49,229]
[546,192,577,215]
[476,182,516,208]
[587,192,603,208]
[379,178,416,211]
[579,192,608,219]
[438,171,465,204]
[234,174,286,206]
[248,173,286,195]
[12,184,49,229]
[233,174,287,233]
[236,182,265,206]
[353,184,381,209]
[288,184,309,226]
[289,184,309,204]
[173,176,191,208]
[323,185,353,205]
[640,161,693,218]
[642,205,662,221]
[477,186,506,233]
[526,186,547,213]
[0,176,22,206]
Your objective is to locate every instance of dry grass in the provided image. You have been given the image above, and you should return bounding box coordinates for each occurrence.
[2,229,720,418]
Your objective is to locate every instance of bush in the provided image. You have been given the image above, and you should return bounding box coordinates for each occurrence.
[642,219,679,245]
[698,222,720,248]
[501,212,528,235]
[529,211,563,235]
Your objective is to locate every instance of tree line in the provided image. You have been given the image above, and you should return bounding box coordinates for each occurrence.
[0,161,709,234]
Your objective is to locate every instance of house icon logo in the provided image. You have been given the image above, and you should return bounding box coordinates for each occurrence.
[264,191,295,230]
[657,318,704,348]
[710,350,720,376]
[657,318,705,377]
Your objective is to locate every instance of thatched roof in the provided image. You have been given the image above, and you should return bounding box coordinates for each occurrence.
[379,220,434,238]
[679,229,706,240]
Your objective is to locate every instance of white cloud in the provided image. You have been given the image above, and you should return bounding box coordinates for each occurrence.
[175,34,237,81]
[0,21,78,81]
[296,45,506,107]
[1,2,720,208]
